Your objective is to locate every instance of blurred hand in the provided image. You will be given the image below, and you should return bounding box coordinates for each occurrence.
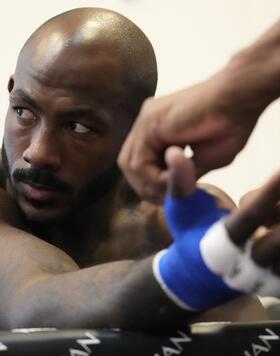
[118,73,259,204]
[119,20,280,204]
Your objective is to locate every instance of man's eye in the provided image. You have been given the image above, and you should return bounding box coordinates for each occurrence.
[14,107,36,121]
[65,122,91,134]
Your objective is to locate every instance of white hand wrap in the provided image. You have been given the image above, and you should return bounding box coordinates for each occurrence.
[200,221,280,297]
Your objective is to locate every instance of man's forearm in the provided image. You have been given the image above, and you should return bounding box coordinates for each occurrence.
[11,257,188,330]
[220,19,280,116]
[0,223,188,330]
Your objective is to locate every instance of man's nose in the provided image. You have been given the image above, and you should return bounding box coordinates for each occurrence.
[23,127,62,170]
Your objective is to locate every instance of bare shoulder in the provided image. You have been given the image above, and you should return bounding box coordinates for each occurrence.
[111,181,236,261]
[0,211,79,320]
[0,188,78,283]
[109,180,173,255]
[107,199,172,261]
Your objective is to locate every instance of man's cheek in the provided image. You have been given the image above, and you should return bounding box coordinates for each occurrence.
[2,146,22,183]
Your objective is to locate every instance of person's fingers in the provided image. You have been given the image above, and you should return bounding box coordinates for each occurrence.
[165,146,196,198]
[251,225,280,276]
[118,126,168,204]
[124,164,167,205]
[135,177,167,205]
[224,171,280,246]
[240,189,280,228]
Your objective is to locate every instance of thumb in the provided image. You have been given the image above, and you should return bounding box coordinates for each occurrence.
[165,146,196,198]
[164,146,197,235]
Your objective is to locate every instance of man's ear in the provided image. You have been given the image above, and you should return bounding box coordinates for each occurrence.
[7,76,14,93]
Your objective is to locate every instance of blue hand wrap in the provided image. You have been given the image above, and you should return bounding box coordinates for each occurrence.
[156,189,242,310]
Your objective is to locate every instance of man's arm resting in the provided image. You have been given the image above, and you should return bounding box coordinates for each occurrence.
[0,223,191,330]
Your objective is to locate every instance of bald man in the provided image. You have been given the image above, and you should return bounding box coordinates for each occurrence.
[0,8,265,330]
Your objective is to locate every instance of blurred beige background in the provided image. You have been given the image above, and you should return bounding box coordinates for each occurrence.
[0,0,279,203]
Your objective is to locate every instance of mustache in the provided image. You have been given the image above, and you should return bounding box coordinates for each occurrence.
[12,167,73,194]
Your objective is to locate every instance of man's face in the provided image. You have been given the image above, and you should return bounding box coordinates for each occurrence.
[3,42,130,224]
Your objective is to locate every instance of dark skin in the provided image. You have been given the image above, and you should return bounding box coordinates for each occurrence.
[3,7,159,264]
[0,8,265,330]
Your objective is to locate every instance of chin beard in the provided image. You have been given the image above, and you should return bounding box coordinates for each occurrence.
[1,142,121,228]
[24,169,121,235]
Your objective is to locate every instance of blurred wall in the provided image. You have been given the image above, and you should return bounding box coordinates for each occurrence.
[1,0,279,203]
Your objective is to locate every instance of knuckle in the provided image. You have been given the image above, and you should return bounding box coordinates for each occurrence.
[128,157,140,172]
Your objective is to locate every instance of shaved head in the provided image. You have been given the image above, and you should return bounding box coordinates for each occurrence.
[14,7,157,118]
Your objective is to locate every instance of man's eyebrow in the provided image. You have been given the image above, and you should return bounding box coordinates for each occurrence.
[9,89,42,112]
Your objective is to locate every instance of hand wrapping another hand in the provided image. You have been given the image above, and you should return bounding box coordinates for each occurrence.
[153,146,280,311]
